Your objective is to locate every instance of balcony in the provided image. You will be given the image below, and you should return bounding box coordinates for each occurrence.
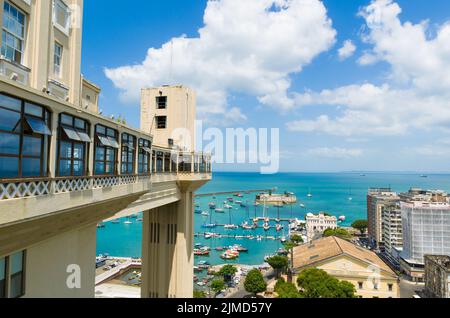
[0,57,30,86]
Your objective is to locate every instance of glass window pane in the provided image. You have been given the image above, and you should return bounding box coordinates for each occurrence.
[22,136,41,157]
[61,114,73,126]
[95,162,105,175]
[0,156,19,178]
[60,141,72,159]
[0,107,21,132]
[96,125,105,135]
[0,132,20,155]
[22,158,41,177]
[0,94,21,112]
[106,149,115,161]
[9,272,23,298]
[74,118,85,130]
[73,143,84,160]
[95,147,105,161]
[105,163,113,174]
[59,159,71,176]
[73,160,84,176]
[24,103,43,117]
[25,116,52,136]
[11,251,23,275]
[76,131,91,143]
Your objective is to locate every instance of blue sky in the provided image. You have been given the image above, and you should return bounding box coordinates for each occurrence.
[82,0,450,173]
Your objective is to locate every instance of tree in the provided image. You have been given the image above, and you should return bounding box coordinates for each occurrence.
[218,264,237,282]
[244,269,267,296]
[274,278,301,298]
[296,268,356,298]
[291,234,304,245]
[266,256,289,278]
[323,228,351,239]
[194,290,206,298]
[210,280,226,295]
[352,220,368,235]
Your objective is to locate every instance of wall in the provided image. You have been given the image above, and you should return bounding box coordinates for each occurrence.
[24,224,96,298]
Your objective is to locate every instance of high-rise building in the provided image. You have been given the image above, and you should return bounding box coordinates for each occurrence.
[0,0,211,298]
[367,188,399,249]
[382,202,403,256]
[400,191,450,282]
[424,255,450,298]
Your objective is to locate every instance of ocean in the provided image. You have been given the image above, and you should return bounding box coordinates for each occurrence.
[96,172,450,266]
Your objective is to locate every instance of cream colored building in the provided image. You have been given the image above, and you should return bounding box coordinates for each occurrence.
[0,0,211,298]
[292,236,400,298]
[141,86,196,151]
[305,212,337,241]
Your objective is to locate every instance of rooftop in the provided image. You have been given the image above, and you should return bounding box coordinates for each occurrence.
[292,236,396,276]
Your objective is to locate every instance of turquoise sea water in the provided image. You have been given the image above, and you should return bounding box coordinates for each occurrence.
[97,172,450,265]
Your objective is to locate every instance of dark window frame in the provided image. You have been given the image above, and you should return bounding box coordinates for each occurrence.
[156,116,167,129]
[57,113,90,177]
[156,96,167,109]
[121,132,136,175]
[0,93,51,179]
[0,250,26,298]
[94,124,118,176]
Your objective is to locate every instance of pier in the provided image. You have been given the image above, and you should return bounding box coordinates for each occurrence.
[194,233,287,241]
[195,188,277,198]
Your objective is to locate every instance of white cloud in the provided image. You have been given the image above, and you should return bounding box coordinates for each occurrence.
[338,40,356,60]
[287,0,450,137]
[105,0,336,124]
[305,147,363,159]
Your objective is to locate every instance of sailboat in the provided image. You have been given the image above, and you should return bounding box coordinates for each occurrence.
[224,207,238,229]
[348,188,353,201]
[307,188,313,198]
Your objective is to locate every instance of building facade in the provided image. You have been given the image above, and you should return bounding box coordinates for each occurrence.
[382,202,403,256]
[305,212,337,242]
[400,191,450,282]
[367,188,399,249]
[0,0,211,298]
[424,255,450,298]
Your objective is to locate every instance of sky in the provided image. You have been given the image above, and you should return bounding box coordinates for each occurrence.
[82,0,450,173]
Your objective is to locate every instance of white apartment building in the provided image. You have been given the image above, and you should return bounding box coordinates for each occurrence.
[306,212,337,242]
[382,202,403,255]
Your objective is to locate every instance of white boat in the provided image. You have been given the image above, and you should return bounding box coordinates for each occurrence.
[124,221,132,225]
[339,215,346,222]
[300,203,305,208]
[215,208,225,213]
[201,211,209,216]
[224,224,239,230]
[307,188,313,198]
[224,204,233,209]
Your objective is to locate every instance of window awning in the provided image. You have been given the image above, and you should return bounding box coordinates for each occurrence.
[77,131,91,143]
[108,137,119,149]
[25,116,52,136]
[63,127,82,141]
[142,146,152,154]
[98,135,113,147]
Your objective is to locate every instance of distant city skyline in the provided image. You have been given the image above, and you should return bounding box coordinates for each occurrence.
[82,0,450,173]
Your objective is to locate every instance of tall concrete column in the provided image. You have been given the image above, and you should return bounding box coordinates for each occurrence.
[141,190,195,298]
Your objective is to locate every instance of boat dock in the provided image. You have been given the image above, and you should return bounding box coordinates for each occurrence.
[195,188,277,198]
[194,233,286,241]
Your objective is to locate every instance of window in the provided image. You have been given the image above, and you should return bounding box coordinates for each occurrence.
[358,282,363,290]
[156,96,167,109]
[94,125,118,175]
[388,284,393,292]
[156,116,167,129]
[121,133,136,175]
[53,0,70,34]
[138,138,151,174]
[0,257,5,298]
[0,94,51,179]
[57,114,90,177]
[155,151,164,173]
[9,251,25,298]
[1,1,26,64]
[0,251,25,298]
[54,42,62,77]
